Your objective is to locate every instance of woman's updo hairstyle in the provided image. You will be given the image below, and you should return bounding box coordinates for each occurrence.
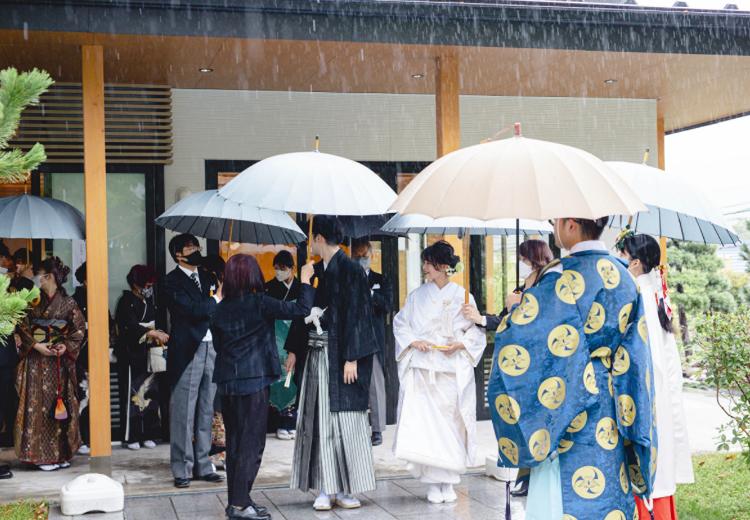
[621,234,661,274]
[421,240,460,272]
[37,256,71,292]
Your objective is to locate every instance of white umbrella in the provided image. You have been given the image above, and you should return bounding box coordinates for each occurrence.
[155,190,306,245]
[219,151,396,216]
[389,125,645,220]
[606,161,739,245]
[382,214,552,236]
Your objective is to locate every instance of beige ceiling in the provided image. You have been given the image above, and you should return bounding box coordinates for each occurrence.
[1,29,749,131]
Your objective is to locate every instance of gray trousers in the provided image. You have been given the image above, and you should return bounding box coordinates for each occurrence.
[368,355,386,434]
[170,341,217,480]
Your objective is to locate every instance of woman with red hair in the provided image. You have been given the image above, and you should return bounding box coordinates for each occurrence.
[211,254,314,520]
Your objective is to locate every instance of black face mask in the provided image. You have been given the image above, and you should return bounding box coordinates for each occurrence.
[183,251,203,266]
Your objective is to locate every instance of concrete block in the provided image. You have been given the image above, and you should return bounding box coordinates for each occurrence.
[60,473,124,516]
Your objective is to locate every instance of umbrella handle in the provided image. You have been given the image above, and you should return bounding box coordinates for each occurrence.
[307,214,314,261]
[463,234,470,304]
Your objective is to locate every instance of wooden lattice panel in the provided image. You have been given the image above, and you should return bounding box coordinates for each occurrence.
[10,83,172,164]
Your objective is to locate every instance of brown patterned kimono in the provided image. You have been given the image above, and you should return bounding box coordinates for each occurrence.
[15,290,85,465]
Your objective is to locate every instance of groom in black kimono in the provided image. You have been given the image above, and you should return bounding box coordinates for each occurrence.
[288,216,379,511]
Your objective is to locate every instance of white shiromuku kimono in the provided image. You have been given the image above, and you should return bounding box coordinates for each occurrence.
[638,270,695,497]
[392,281,487,484]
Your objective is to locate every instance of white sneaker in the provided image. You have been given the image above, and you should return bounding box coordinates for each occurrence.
[288,429,297,439]
[427,484,444,504]
[143,440,157,449]
[126,442,141,450]
[38,464,60,472]
[77,444,90,455]
[313,492,332,511]
[59,461,71,469]
[441,483,457,503]
[276,429,293,440]
[334,493,361,509]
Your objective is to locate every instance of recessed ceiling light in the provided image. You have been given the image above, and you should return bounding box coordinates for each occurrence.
[411,73,425,79]
[199,67,214,73]
[604,78,617,85]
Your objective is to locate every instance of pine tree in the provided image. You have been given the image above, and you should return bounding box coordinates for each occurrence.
[0,67,53,340]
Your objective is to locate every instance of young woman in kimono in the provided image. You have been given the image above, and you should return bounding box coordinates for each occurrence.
[487,217,657,520]
[16,257,86,471]
[617,232,694,520]
[393,240,487,504]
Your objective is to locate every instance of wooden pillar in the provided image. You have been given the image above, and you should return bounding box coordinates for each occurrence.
[82,45,112,470]
[435,54,465,285]
[657,109,668,265]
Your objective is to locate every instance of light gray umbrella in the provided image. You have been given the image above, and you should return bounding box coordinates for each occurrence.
[382,214,552,236]
[155,190,306,245]
[0,194,85,239]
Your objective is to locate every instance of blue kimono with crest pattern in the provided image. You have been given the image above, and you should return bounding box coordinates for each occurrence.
[487,250,657,520]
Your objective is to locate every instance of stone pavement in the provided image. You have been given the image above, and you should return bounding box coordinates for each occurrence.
[47,474,526,520]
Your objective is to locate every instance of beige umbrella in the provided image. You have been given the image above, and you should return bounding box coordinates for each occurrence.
[389,124,647,302]
[390,124,645,221]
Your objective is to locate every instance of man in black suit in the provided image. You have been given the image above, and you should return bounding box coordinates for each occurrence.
[351,239,392,447]
[163,233,223,488]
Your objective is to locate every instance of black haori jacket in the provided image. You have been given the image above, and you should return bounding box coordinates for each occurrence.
[286,249,379,412]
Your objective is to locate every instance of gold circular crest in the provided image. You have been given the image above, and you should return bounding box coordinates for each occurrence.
[612,346,631,376]
[597,259,621,289]
[567,411,588,433]
[591,346,612,369]
[608,373,614,397]
[617,395,637,427]
[511,293,539,325]
[497,314,510,333]
[529,428,551,462]
[555,270,586,305]
[619,462,630,494]
[645,368,651,394]
[558,438,574,454]
[583,362,599,394]
[563,516,578,520]
[638,315,649,343]
[538,377,566,410]
[629,461,647,494]
[497,345,531,376]
[604,510,627,520]
[547,324,580,357]
[572,465,606,499]
[618,303,633,333]
[495,394,521,425]
[585,302,606,334]
[595,417,619,450]
[498,437,519,465]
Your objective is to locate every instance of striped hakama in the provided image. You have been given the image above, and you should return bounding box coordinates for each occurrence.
[290,332,376,496]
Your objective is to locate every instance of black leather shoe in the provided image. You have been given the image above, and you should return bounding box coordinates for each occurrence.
[240,500,269,516]
[226,505,271,519]
[510,478,529,497]
[371,431,383,446]
[174,477,190,488]
[196,472,225,483]
[0,464,12,479]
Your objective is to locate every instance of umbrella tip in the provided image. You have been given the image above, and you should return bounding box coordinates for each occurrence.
[514,122,522,137]
[314,135,320,152]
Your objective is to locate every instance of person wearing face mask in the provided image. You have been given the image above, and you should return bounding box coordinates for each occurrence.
[15,257,86,471]
[392,240,487,504]
[264,250,302,441]
[288,216,379,512]
[487,217,657,520]
[616,232,693,520]
[163,233,223,489]
[351,239,392,447]
[115,265,169,451]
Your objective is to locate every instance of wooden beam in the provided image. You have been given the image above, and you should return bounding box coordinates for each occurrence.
[82,44,112,467]
[435,54,460,157]
[657,109,668,266]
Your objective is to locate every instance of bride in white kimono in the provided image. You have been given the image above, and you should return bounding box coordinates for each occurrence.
[392,240,487,504]
[618,232,694,520]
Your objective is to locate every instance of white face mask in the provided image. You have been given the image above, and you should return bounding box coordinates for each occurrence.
[33,274,42,287]
[356,257,371,271]
[518,262,533,281]
[275,269,290,282]
[0,267,7,275]
[142,286,154,299]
